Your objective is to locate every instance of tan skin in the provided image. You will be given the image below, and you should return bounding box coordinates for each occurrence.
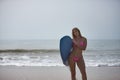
[68,28,87,80]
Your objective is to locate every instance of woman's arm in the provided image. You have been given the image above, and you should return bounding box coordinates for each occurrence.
[82,37,87,50]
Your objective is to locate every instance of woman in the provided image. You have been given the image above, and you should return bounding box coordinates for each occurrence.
[68,27,87,80]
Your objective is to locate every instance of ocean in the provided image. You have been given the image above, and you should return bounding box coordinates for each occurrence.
[0,39,120,67]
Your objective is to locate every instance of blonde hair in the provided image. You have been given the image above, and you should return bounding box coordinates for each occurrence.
[72,27,82,38]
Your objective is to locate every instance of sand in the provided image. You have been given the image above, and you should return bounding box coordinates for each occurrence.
[0,66,120,80]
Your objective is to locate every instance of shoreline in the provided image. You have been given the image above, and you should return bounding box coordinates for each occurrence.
[0,66,120,80]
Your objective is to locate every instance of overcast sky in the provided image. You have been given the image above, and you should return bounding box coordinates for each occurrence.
[0,0,120,40]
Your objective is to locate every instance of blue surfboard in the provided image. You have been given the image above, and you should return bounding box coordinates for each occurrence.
[60,36,72,66]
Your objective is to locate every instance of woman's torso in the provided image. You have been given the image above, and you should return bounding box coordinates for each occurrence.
[70,37,85,58]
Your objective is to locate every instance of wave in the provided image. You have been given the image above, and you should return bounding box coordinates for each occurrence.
[97,64,120,67]
[0,49,59,53]
[0,50,120,67]
[0,62,120,67]
[0,49,120,53]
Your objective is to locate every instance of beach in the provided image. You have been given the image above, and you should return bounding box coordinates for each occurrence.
[0,40,120,80]
[0,66,120,80]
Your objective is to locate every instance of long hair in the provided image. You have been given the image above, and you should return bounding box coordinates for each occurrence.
[72,27,82,39]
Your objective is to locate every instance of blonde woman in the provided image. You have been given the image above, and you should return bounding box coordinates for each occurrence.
[69,27,87,80]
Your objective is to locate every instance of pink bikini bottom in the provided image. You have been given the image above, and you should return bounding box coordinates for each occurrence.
[73,56,79,62]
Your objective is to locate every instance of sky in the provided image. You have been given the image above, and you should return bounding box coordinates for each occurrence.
[0,0,120,40]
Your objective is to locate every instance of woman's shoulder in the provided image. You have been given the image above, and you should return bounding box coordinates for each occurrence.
[82,36,87,41]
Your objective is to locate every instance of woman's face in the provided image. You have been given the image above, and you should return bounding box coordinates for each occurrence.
[72,29,79,37]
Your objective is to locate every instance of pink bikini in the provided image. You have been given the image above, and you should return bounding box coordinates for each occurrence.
[73,56,79,62]
[72,40,84,62]
[80,41,84,46]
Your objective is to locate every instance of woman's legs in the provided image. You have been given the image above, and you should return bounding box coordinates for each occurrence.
[69,57,76,80]
[77,58,87,80]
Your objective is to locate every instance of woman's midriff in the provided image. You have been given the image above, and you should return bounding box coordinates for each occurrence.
[70,49,83,62]
[72,48,82,55]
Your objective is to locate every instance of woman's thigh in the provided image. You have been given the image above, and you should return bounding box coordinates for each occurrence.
[68,56,76,72]
[77,59,86,73]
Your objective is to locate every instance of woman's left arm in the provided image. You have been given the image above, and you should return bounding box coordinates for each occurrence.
[83,37,87,50]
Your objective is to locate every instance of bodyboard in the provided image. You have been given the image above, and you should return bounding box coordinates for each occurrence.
[60,36,72,66]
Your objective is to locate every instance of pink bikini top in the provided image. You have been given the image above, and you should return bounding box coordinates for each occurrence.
[80,41,84,46]
[72,40,84,48]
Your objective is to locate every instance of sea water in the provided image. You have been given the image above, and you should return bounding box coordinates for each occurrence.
[0,40,120,67]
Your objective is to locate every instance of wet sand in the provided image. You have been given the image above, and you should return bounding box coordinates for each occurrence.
[0,66,120,80]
